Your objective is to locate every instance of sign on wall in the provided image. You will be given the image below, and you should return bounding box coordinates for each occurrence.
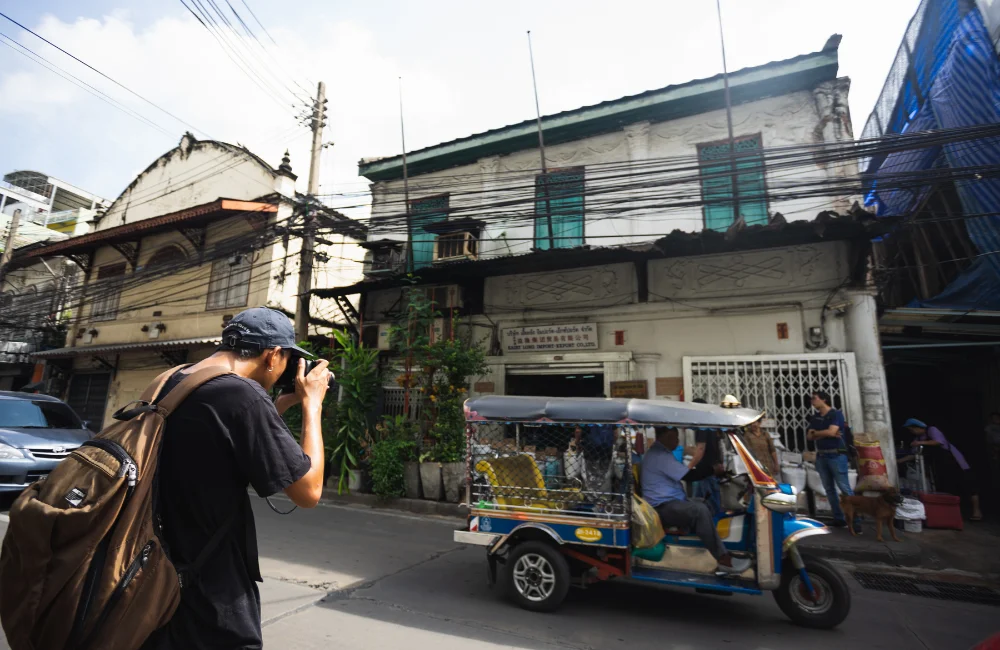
[610,380,648,399]
[502,323,598,352]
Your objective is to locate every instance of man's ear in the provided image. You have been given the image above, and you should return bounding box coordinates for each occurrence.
[268,346,283,369]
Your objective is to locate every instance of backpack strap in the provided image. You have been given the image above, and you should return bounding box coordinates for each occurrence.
[140,365,189,402]
[155,366,234,417]
[175,505,241,589]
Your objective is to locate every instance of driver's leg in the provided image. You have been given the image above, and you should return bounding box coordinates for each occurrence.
[655,500,726,561]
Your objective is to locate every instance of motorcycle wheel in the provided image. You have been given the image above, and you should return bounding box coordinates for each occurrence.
[773,556,851,629]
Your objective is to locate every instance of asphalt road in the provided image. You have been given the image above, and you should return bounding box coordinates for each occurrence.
[0,497,997,649]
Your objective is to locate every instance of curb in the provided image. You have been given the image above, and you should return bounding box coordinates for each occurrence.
[799,537,922,567]
[319,488,466,519]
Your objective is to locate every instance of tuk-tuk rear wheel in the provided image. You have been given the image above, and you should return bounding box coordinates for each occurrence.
[505,541,570,612]
[773,556,851,629]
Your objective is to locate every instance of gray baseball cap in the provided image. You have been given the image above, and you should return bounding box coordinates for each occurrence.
[220,307,314,358]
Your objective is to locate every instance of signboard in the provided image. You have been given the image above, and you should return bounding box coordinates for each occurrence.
[473,381,495,393]
[655,377,683,396]
[502,323,598,353]
[610,380,648,399]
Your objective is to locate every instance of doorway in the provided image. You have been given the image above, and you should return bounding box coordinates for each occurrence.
[505,373,605,397]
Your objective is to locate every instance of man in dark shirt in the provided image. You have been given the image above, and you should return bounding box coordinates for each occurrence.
[143,307,331,650]
[688,399,722,513]
[807,390,857,529]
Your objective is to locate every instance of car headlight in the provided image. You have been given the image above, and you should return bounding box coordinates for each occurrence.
[0,443,23,460]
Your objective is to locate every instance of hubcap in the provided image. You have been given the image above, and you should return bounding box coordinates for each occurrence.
[512,553,557,602]
[789,572,834,615]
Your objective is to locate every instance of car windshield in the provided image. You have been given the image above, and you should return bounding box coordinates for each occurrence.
[0,400,82,429]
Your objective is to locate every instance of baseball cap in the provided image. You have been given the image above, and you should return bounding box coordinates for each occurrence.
[220,307,314,358]
[903,418,927,429]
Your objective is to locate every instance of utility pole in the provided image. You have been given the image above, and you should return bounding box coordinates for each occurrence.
[528,31,555,249]
[715,0,740,225]
[295,81,327,341]
[0,208,23,288]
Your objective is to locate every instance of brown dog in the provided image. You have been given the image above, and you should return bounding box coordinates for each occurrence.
[840,488,904,542]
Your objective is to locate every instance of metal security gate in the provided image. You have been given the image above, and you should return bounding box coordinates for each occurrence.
[683,354,862,453]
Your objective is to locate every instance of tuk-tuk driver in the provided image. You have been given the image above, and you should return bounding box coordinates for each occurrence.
[641,427,752,574]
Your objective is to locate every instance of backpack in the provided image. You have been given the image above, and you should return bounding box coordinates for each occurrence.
[0,365,233,650]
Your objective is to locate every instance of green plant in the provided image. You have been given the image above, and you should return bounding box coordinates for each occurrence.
[369,436,416,498]
[330,329,380,494]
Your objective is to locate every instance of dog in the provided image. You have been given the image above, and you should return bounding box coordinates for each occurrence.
[840,488,904,542]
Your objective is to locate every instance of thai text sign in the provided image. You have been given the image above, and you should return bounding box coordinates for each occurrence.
[503,323,598,352]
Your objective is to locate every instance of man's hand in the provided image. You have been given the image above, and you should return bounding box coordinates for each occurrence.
[807,428,817,441]
[274,392,301,416]
[295,359,331,410]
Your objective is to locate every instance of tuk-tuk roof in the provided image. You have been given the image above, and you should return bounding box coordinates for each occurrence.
[463,395,762,428]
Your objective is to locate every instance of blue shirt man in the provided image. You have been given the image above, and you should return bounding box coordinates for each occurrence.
[639,427,750,574]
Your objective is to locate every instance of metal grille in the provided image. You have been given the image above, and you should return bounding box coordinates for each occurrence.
[27,447,76,460]
[380,387,425,421]
[853,572,1000,607]
[469,421,630,519]
[685,355,858,453]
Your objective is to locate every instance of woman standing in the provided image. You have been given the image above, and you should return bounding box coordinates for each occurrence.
[744,420,781,478]
[903,418,983,521]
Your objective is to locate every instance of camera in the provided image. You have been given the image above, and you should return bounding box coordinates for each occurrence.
[275,358,336,391]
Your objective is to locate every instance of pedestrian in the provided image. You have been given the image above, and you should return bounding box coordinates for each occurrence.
[807,391,860,530]
[744,420,781,478]
[142,307,332,650]
[688,398,722,514]
[903,418,983,521]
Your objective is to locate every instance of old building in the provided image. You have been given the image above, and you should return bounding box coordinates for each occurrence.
[316,37,899,476]
[9,134,365,429]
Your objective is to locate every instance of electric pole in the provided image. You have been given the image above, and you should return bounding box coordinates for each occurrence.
[0,208,23,288]
[295,81,327,341]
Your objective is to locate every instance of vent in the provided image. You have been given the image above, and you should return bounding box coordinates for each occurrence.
[852,572,1000,607]
[28,447,76,460]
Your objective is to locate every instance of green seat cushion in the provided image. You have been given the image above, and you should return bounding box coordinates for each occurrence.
[632,542,666,562]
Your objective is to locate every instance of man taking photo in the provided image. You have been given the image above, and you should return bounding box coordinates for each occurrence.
[143,307,332,650]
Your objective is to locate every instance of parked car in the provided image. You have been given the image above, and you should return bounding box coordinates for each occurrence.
[0,391,93,492]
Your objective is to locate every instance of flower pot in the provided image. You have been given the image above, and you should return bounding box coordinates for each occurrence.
[441,461,465,503]
[348,468,363,493]
[404,461,422,500]
[420,462,442,501]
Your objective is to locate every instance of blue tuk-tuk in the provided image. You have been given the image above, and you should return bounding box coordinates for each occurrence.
[453,395,850,629]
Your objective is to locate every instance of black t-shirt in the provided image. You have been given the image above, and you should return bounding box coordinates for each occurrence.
[694,429,721,472]
[143,371,310,650]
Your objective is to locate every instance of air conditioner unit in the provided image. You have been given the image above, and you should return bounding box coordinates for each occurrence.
[361,323,393,351]
[429,318,454,344]
[426,285,463,310]
[377,323,392,350]
[433,231,478,263]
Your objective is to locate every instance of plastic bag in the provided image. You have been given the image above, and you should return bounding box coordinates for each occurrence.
[631,495,665,549]
[895,497,925,521]
[855,439,891,492]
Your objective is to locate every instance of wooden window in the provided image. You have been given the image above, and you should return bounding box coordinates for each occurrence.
[434,231,478,261]
[206,251,251,310]
[698,134,768,232]
[409,195,449,270]
[535,168,584,250]
[89,263,126,322]
[145,245,187,271]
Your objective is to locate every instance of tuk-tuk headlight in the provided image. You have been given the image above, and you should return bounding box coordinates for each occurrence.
[762,491,797,514]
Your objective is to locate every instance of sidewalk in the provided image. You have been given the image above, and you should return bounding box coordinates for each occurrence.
[321,491,1000,576]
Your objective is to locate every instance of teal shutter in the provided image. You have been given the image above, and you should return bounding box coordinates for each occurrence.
[535,169,584,249]
[409,195,448,269]
[699,136,767,231]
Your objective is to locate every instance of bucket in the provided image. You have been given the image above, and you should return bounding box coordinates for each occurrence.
[903,519,922,533]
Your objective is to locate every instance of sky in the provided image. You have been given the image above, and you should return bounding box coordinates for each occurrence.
[0,0,920,212]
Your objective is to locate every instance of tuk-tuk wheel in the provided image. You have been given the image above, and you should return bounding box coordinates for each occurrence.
[773,556,851,629]
[505,541,570,612]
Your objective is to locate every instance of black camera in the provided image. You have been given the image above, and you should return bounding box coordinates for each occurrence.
[275,358,336,391]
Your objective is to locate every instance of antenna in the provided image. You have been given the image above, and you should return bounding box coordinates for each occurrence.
[527,30,555,249]
[715,0,740,223]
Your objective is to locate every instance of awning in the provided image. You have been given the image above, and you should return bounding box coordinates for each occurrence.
[32,337,221,359]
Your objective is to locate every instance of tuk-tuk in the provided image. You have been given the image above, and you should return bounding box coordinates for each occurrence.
[453,395,850,629]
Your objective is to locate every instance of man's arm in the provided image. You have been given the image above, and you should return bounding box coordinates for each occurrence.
[689,440,706,467]
[284,359,330,508]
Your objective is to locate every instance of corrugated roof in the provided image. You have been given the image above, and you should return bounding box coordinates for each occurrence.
[0,213,68,253]
[32,336,221,358]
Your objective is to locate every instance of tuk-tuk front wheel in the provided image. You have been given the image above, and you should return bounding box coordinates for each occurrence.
[773,556,850,629]
[505,541,570,612]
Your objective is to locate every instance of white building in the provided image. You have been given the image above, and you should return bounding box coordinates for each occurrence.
[318,37,897,479]
[1,170,108,237]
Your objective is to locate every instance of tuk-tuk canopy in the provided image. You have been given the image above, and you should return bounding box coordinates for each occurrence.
[464,395,762,429]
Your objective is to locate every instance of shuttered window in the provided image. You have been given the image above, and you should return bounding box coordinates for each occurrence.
[66,372,111,431]
[410,195,449,270]
[535,168,584,250]
[206,251,252,310]
[89,263,126,322]
[698,135,768,232]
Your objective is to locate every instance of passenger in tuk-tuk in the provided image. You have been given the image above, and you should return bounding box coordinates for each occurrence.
[641,427,752,574]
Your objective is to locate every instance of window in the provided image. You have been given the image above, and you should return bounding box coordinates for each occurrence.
[434,231,478,261]
[89,263,126,322]
[698,134,768,232]
[409,195,449,270]
[0,400,81,429]
[145,245,187,272]
[535,168,584,250]
[206,252,252,310]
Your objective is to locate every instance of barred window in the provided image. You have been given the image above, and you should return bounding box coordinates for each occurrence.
[89,263,126,322]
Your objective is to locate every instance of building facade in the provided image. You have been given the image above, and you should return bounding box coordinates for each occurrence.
[319,38,898,478]
[10,134,366,429]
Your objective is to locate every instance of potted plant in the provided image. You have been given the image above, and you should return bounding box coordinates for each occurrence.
[419,449,443,500]
[331,330,379,494]
[376,415,420,499]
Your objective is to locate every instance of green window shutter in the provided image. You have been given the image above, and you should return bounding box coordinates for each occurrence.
[535,169,584,250]
[699,135,767,231]
[410,195,448,269]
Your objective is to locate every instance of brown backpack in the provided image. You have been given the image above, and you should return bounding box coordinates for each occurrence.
[0,365,234,650]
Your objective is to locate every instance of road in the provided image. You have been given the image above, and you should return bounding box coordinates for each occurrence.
[0,498,997,649]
